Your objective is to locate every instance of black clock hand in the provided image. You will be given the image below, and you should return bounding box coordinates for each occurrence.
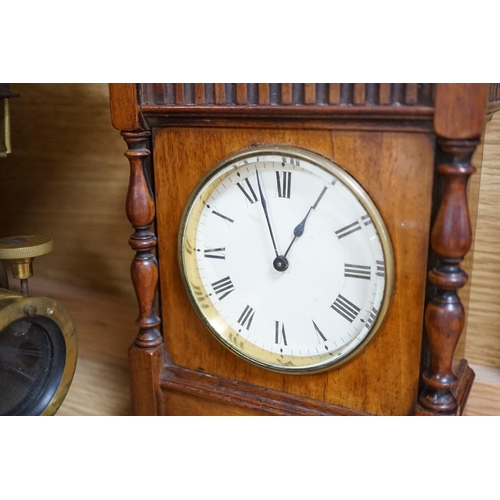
[255,171,289,272]
[284,185,328,258]
[255,170,279,258]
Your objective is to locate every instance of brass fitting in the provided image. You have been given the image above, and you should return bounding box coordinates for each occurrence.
[0,235,53,280]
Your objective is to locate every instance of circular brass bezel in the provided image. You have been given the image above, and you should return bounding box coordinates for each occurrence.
[0,292,77,415]
[179,145,395,374]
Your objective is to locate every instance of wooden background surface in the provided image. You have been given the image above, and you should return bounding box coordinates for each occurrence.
[1,83,499,415]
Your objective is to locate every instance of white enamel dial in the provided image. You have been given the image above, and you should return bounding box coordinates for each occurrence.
[179,146,394,373]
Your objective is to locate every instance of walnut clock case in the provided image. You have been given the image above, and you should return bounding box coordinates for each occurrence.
[109,83,500,416]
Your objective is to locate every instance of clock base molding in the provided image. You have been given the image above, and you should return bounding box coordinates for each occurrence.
[415,359,475,417]
[152,359,474,416]
[452,360,476,416]
[160,364,370,416]
[416,359,475,416]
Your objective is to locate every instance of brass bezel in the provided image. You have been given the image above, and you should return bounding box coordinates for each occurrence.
[0,291,77,415]
[179,145,395,374]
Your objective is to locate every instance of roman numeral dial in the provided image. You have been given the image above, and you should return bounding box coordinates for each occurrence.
[180,147,393,374]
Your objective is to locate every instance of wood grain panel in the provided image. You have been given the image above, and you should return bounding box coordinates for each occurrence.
[153,127,435,415]
[434,84,488,139]
[109,83,142,131]
[163,390,269,416]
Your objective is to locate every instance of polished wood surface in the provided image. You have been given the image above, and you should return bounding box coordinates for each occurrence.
[151,126,434,415]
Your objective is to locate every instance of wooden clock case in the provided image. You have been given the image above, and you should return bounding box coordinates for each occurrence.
[109,83,500,416]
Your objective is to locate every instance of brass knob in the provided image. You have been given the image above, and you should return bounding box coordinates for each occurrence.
[0,236,53,295]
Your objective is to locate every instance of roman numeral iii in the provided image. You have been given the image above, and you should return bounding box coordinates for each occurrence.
[344,263,371,280]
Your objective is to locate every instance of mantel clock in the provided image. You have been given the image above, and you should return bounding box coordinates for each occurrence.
[109,83,500,416]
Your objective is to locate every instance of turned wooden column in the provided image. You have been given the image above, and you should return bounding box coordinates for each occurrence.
[109,84,164,415]
[417,84,488,416]
[122,130,163,415]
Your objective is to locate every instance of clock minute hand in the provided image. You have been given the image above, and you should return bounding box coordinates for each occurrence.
[255,170,279,258]
[284,185,328,258]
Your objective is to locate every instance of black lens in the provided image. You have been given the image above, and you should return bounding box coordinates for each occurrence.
[0,316,66,415]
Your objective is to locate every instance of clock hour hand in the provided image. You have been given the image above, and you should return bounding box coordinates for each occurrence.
[255,171,289,272]
[284,185,328,258]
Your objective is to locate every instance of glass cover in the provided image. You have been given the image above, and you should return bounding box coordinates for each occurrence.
[0,317,65,415]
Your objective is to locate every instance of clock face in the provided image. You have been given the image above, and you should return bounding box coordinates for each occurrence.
[179,146,394,373]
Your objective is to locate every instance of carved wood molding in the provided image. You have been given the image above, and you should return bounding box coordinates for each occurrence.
[161,364,370,416]
[139,83,434,107]
[142,106,435,133]
[138,83,435,133]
